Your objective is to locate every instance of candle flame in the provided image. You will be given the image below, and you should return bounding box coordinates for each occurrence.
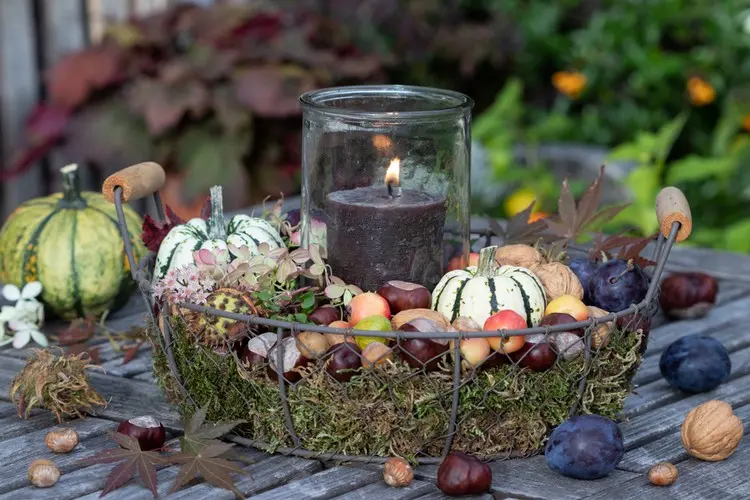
[385,158,400,186]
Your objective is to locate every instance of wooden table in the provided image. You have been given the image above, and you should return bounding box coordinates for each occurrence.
[1,233,750,499]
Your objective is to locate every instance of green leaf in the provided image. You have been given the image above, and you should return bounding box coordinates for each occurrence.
[624,164,660,208]
[724,219,750,253]
[473,78,524,143]
[666,155,736,184]
[301,292,315,310]
[712,97,742,157]
[652,112,688,165]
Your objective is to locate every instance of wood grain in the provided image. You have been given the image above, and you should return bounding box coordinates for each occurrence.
[248,466,381,499]
[655,187,692,242]
[102,162,166,203]
[332,478,438,500]
[418,456,639,500]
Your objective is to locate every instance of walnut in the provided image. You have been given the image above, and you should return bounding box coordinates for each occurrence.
[533,262,584,302]
[587,306,613,348]
[391,309,451,330]
[681,400,743,461]
[494,244,544,269]
[647,462,678,486]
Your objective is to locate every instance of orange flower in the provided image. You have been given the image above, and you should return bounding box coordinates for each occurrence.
[528,212,549,223]
[552,71,587,99]
[742,116,750,132]
[687,77,716,106]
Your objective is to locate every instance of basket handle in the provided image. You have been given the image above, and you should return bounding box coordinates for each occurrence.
[655,186,692,242]
[102,162,166,203]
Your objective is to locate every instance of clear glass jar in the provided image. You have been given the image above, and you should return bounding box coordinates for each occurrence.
[300,85,473,293]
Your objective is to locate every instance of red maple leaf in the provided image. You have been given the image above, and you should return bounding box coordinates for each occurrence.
[141,205,186,253]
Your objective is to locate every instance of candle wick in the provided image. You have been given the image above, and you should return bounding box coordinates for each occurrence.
[387,183,394,198]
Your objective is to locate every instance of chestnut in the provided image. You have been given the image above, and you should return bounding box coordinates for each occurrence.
[398,319,449,372]
[117,416,166,451]
[267,337,309,383]
[325,342,362,382]
[616,312,651,336]
[308,306,341,325]
[377,281,432,314]
[659,272,718,319]
[241,332,277,366]
[539,313,584,337]
[510,335,557,372]
[437,452,492,496]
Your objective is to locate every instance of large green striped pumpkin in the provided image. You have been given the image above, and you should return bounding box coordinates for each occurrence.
[0,164,145,320]
[432,245,547,327]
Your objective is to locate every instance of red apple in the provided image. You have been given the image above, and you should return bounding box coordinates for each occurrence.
[377,281,432,313]
[347,292,391,325]
[484,310,527,353]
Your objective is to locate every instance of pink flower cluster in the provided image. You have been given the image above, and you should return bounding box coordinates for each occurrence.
[152,265,217,305]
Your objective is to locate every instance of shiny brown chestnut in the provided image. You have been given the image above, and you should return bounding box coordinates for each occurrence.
[377,281,432,314]
[510,334,557,372]
[308,306,341,325]
[117,416,166,451]
[437,452,492,496]
[659,272,718,319]
[325,342,362,382]
[398,319,449,372]
[539,313,584,337]
[241,332,277,366]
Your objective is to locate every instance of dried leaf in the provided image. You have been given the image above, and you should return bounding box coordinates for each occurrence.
[169,446,250,498]
[77,431,165,498]
[57,317,96,345]
[557,180,577,230]
[488,202,554,246]
[122,341,143,365]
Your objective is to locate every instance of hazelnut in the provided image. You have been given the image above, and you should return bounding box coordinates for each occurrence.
[29,459,60,488]
[383,457,413,487]
[45,428,79,454]
[682,400,743,461]
[587,306,613,349]
[647,462,678,486]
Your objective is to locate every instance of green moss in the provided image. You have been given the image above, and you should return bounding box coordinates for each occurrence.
[148,319,643,460]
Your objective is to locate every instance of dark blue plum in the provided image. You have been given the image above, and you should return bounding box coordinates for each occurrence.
[567,257,599,304]
[590,259,650,312]
[659,334,731,393]
[285,209,301,226]
[545,414,624,480]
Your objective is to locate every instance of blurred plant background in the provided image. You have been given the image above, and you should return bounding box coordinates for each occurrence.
[4,0,750,252]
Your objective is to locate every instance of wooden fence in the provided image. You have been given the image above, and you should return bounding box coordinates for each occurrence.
[0,0,201,220]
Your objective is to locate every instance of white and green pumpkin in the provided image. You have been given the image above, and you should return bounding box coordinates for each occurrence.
[153,186,284,281]
[432,245,546,327]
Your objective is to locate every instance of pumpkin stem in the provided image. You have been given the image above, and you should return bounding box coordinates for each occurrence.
[207,185,227,239]
[476,245,499,277]
[59,164,86,208]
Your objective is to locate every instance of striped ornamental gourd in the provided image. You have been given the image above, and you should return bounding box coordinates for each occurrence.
[432,245,547,327]
[0,164,145,320]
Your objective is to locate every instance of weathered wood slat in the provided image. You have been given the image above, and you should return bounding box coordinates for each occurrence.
[0,400,19,418]
[642,297,750,359]
[0,419,116,494]
[664,246,750,283]
[417,456,639,500]
[99,349,153,378]
[332,477,438,500]
[413,492,494,500]
[248,465,381,500]
[0,410,59,441]
[621,374,750,450]
[0,463,114,500]
[0,355,181,428]
[625,343,750,417]
[583,440,750,499]
[634,321,750,387]
[618,402,750,473]
[133,371,156,383]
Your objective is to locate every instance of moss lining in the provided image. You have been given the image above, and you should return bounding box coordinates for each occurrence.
[150,320,642,460]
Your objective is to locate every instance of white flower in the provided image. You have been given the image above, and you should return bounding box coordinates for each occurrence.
[2,281,42,302]
[6,320,48,349]
[13,299,44,327]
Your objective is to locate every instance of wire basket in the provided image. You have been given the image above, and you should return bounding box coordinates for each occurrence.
[103,162,692,464]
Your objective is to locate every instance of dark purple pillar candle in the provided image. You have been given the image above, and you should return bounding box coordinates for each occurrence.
[326,186,446,292]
